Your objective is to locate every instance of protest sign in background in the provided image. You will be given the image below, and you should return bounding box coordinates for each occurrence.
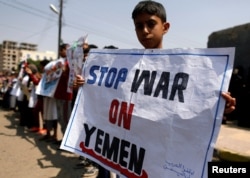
[36,59,64,97]
[61,48,235,178]
[67,35,88,93]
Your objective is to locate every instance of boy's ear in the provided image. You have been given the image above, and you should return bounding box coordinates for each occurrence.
[163,22,170,34]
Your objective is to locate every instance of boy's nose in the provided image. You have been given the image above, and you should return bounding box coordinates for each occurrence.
[142,25,150,34]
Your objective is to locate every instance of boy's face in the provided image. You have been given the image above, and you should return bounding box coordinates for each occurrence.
[134,13,170,49]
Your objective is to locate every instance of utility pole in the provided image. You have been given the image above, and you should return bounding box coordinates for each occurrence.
[58,0,63,59]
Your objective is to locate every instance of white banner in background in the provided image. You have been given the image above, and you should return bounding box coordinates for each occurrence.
[67,35,88,93]
[36,59,64,97]
[61,48,235,178]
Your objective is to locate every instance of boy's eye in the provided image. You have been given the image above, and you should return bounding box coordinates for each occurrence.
[135,20,157,31]
[147,21,156,29]
[135,23,144,30]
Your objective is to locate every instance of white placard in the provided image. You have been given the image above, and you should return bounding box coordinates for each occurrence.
[36,59,64,97]
[61,48,235,178]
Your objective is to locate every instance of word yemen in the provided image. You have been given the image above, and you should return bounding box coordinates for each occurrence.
[80,123,147,177]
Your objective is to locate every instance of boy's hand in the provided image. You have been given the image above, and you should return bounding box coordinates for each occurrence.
[222,92,236,114]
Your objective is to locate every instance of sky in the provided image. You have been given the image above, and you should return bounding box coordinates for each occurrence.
[0,0,250,54]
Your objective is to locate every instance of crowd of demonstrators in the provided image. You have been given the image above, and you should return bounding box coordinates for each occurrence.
[0,71,18,109]
[0,41,119,178]
[4,61,48,131]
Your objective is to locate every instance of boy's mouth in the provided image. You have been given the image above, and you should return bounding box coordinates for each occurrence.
[142,38,153,45]
[142,38,152,43]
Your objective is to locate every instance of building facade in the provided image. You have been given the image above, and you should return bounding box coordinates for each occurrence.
[0,40,57,72]
[0,41,20,72]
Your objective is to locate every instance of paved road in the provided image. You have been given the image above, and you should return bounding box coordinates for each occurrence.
[0,108,97,178]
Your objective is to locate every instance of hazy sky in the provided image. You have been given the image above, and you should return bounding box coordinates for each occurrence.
[0,0,249,54]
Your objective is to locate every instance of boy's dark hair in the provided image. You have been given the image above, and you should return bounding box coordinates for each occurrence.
[132,0,166,22]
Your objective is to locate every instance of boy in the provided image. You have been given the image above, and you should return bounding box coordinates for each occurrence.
[132,0,235,114]
[75,1,235,177]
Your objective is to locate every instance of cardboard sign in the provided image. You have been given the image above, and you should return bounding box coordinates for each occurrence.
[61,48,235,178]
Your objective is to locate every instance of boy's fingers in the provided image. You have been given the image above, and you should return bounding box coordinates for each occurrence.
[224,105,236,114]
[221,92,236,114]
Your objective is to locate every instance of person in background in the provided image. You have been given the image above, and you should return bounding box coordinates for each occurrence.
[1,74,10,109]
[71,43,98,109]
[72,43,100,177]
[73,44,119,178]
[18,62,31,128]
[36,60,51,135]
[26,60,50,134]
[23,64,39,130]
[225,66,244,124]
[9,72,18,111]
[53,43,72,145]
[39,60,58,142]
[39,96,58,141]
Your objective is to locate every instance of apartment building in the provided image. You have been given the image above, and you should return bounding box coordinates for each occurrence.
[0,41,19,72]
[0,40,56,72]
